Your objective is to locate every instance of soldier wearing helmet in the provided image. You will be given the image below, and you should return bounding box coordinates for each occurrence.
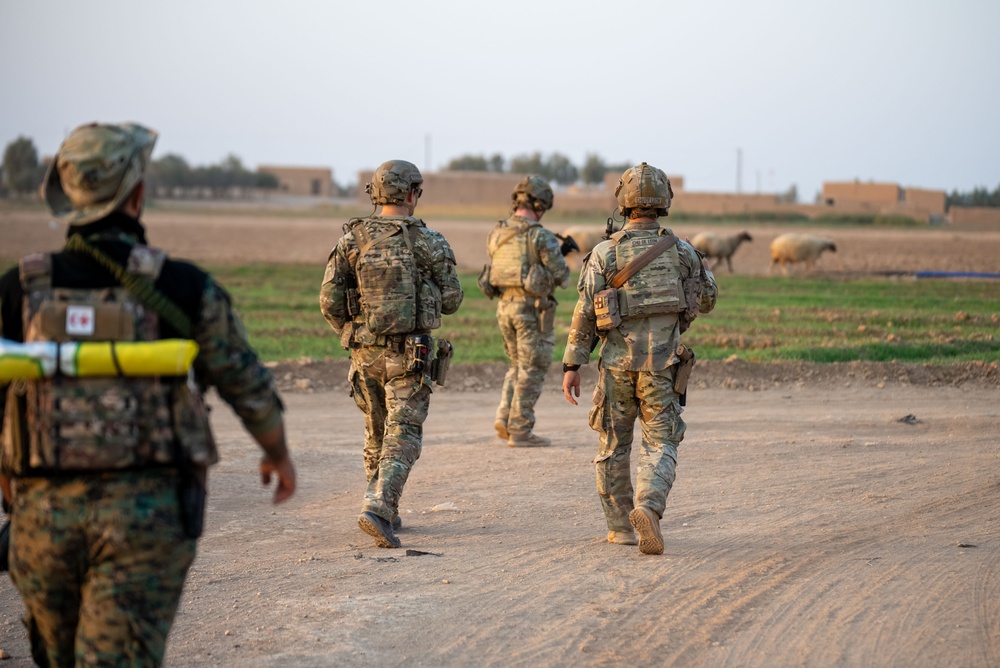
[483,175,570,447]
[561,162,717,555]
[0,122,296,665]
[321,159,463,548]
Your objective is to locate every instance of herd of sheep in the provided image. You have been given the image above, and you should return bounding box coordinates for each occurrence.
[559,226,837,275]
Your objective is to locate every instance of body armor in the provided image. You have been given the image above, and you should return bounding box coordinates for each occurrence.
[612,230,686,320]
[351,217,441,336]
[2,246,212,475]
[489,221,543,289]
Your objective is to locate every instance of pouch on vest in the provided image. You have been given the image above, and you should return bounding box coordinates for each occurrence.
[477,264,500,300]
[594,288,622,331]
[354,222,418,336]
[524,263,554,298]
[416,278,442,330]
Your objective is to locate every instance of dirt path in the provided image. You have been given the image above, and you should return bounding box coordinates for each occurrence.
[3,378,997,667]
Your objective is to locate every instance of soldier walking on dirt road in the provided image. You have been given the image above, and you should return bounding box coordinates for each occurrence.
[561,162,717,555]
[0,122,296,666]
[320,160,463,549]
[483,176,571,448]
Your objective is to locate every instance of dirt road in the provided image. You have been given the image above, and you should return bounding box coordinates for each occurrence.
[2,374,997,667]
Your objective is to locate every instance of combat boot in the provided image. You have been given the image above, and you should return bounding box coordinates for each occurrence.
[358,511,401,548]
[392,515,403,531]
[607,530,638,545]
[507,432,551,448]
[494,419,510,440]
[629,506,664,555]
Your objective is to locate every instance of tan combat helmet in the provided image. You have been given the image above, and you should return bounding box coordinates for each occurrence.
[511,175,554,213]
[615,162,673,217]
[43,123,157,225]
[367,159,423,206]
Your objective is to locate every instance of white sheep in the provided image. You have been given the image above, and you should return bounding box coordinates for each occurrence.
[690,231,753,273]
[769,233,837,275]
[559,225,607,272]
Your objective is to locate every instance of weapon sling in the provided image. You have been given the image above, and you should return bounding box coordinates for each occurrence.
[609,233,679,289]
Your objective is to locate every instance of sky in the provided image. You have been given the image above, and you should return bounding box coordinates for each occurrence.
[2,0,998,201]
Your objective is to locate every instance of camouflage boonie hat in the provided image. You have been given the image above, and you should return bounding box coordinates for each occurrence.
[511,175,554,212]
[43,122,157,225]
[367,159,423,206]
[615,162,672,214]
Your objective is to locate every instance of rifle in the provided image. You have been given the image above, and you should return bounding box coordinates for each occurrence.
[555,233,579,257]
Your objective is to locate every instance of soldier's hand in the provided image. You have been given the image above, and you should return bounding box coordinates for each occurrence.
[260,455,297,504]
[563,370,581,405]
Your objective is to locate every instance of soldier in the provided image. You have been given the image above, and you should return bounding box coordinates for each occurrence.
[0,122,296,665]
[561,162,717,555]
[320,160,463,549]
[485,176,570,447]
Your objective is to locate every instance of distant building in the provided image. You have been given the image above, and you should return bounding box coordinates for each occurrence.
[258,165,333,197]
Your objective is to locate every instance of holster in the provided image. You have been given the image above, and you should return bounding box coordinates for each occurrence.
[177,464,207,540]
[673,344,696,402]
[536,297,556,334]
[430,339,454,387]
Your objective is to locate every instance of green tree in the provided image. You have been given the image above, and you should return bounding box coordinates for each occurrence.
[447,154,489,171]
[3,136,42,194]
[581,153,607,185]
[487,153,505,173]
[509,152,546,176]
[546,152,579,186]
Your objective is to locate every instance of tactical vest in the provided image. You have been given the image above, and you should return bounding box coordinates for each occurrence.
[611,230,686,320]
[351,217,440,336]
[2,246,215,476]
[489,221,539,288]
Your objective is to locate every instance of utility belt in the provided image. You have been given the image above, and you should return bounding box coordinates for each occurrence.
[350,330,454,386]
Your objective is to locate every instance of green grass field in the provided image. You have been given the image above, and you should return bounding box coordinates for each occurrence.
[211,265,1000,365]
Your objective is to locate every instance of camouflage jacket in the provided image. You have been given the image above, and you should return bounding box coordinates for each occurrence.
[563,220,716,371]
[486,215,571,297]
[320,215,463,343]
[0,214,285,462]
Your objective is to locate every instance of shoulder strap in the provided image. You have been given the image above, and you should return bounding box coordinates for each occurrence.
[609,233,679,289]
[358,222,405,257]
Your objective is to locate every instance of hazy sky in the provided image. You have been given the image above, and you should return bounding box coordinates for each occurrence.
[2,0,997,200]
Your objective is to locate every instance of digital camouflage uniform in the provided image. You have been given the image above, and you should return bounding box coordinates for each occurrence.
[564,163,717,553]
[320,207,463,539]
[487,214,570,442]
[0,123,287,666]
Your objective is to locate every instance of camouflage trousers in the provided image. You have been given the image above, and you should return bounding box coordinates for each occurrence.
[588,366,686,533]
[9,469,196,667]
[349,345,432,522]
[495,298,555,437]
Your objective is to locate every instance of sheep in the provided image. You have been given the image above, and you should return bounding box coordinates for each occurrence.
[769,233,837,275]
[690,231,753,273]
[559,225,608,272]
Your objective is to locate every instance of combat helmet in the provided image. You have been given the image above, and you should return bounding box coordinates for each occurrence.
[615,162,672,216]
[43,122,157,225]
[511,175,554,213]
[367,160,423,206]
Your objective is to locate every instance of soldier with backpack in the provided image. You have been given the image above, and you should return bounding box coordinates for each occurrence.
[561,162,717,555]
[481,176,570,448]
[320,160,463,549]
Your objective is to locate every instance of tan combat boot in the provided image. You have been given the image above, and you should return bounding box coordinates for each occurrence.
[507,433,551,448]
[607,530,638,545]
[494,419,509,440]
[628,506,664,555]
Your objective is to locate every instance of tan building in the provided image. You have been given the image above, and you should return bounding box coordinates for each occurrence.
[258,165,333,197]
[904,187,946,216]
[949,206,1000,228]
[822,181,902,206]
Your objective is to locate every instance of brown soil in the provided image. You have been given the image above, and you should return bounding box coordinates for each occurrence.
[1,207,999,666]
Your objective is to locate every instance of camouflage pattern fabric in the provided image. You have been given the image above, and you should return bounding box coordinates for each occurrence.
[9,469,196,667]
[589,366,683,531]
[489,216,569,437]
[564,221,710,371]
[348,346,432,521]
[494,298,555,436]
[321,214,462,523]
[563,219,717,533]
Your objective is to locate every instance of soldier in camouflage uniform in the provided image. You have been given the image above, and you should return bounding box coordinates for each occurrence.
[562,162,717,555]
[0,122,297,666]
[320,160,463,549]
[486,176,570,447]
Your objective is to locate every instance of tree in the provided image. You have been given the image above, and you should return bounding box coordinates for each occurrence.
[509,152,546,177]
[3,136,42,194]
[581,153,607,185]
[446,154,489,171]
[487,153,505,173]
[545,152,579,186]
